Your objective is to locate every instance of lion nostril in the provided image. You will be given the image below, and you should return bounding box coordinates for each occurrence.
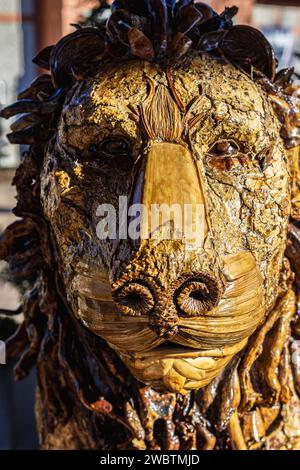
[175,275,221,317]
[125,293,143,306]
[188,283,209,301]
[113,282,154,317]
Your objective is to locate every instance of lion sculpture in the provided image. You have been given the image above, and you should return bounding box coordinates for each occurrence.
[1,0,300,450]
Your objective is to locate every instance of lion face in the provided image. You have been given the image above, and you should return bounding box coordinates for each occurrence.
[40,54,291,393]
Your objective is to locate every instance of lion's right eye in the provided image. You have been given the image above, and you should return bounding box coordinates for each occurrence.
[82,137,134,173]
[97,137,132,158]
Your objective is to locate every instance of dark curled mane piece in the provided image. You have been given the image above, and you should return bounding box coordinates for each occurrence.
[220,25,276,80]
[50,27,106,88]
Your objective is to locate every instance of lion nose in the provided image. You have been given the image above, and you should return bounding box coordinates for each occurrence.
[113,281,155,317]
[175,274,221,317]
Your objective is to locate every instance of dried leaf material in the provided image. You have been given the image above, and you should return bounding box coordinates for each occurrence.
[106,10,134,50]
[0,1,298,151]
[7,126,42,145]
[197,30,227,52]
[2,0,300,453]
[0,218,43,278]
[169,32,193,59]
[128,28,155,60]
[287,145,300,221]
[32,45,53,69]
[32,1,279,88]
[5,323,29,363]
[135,142,209,247]
[0,88,65,145]
[258,76,300,149]
[118,340,247,394]
[239,289,296,411]
[275,67,294,88]
[111,0,152,16]
[141,84,183,141]
[0,100,47,119]
[17,74,54,100]
[262,290,296,403]
[176,3,205,35]
[220,26,276,80]
[197,24,277,81]
[10,113,45,133]
[50,28,106,88]
[228,371,247,450]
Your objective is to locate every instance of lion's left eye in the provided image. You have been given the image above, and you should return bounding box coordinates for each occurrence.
[212,141,238,156]
[99,138,131,158]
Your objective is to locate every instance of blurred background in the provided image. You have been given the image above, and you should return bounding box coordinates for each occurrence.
[0,0,300,450]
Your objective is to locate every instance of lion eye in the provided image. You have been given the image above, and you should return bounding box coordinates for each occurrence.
[211,141,239,156]
[98,138,131,158]
[83,137,134,174]
[206,140,248,171]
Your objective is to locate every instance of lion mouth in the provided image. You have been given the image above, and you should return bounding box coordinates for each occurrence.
[118,337,248,361]
[116,337,248,394]
[118,340,203,361]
